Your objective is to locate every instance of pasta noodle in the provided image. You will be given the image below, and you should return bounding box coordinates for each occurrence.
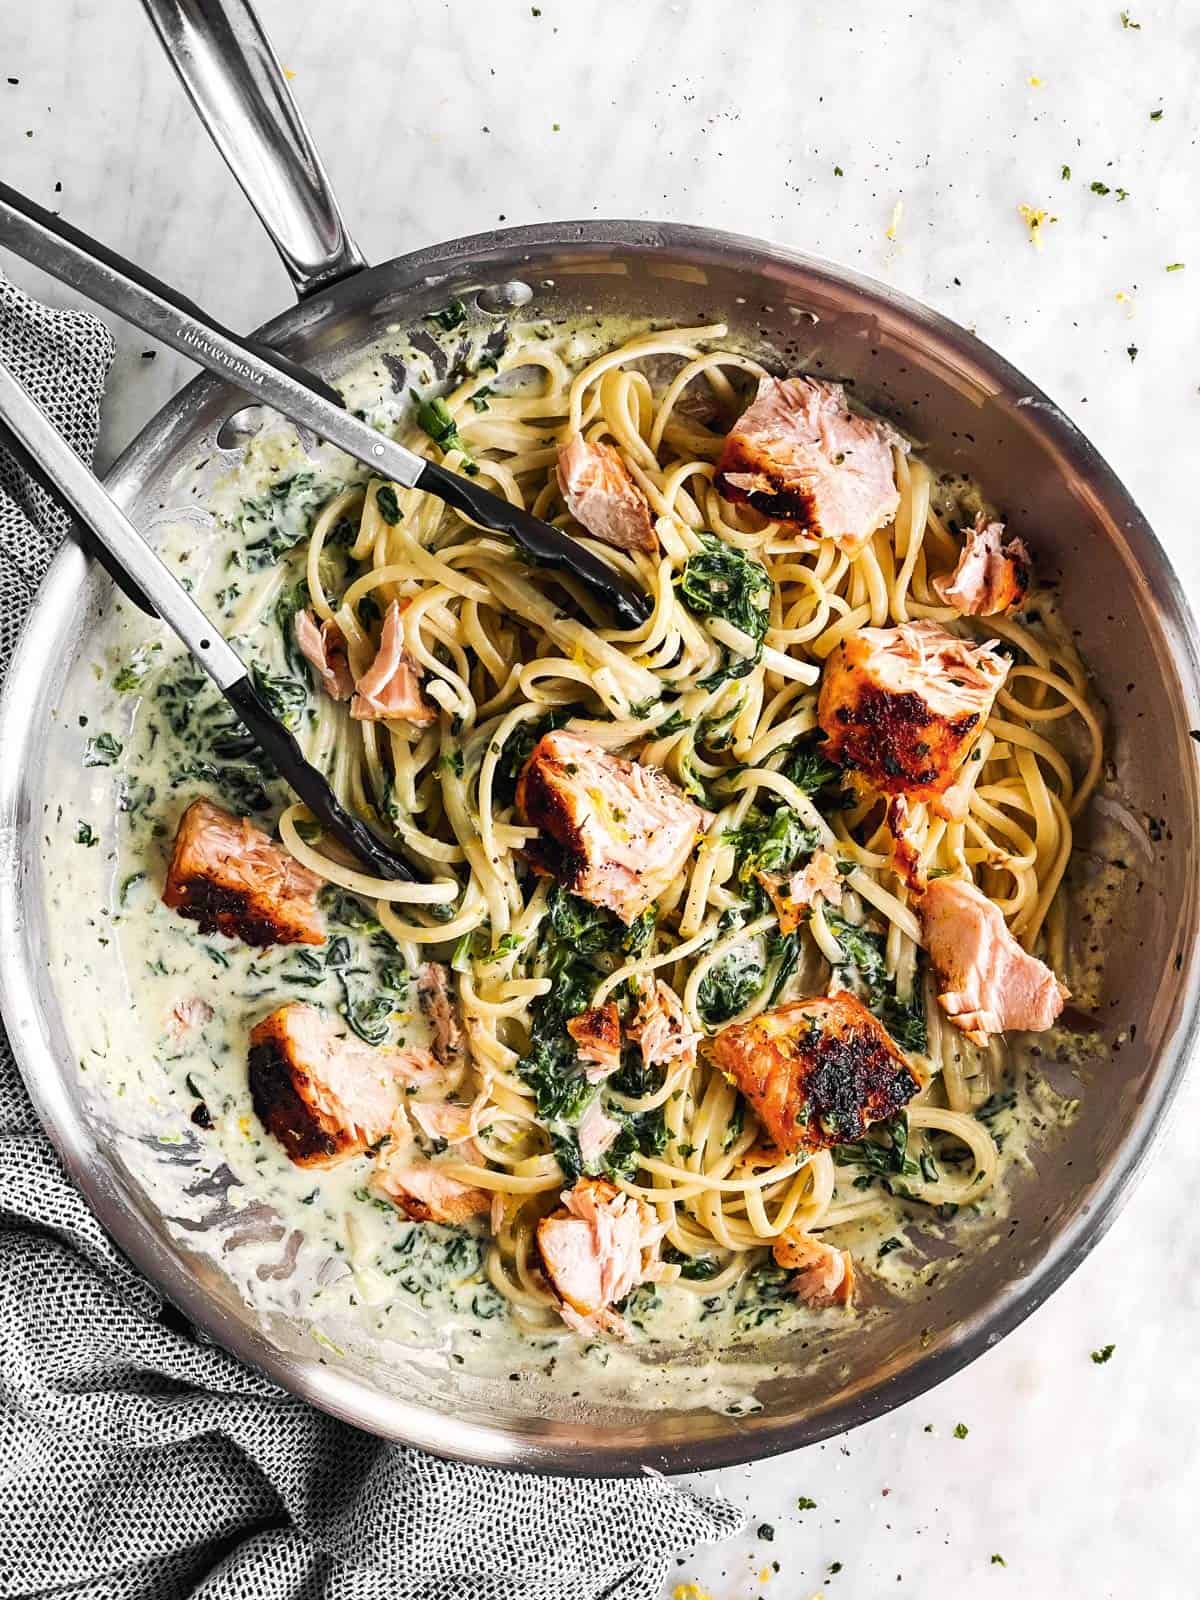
[225,322,1103,1327]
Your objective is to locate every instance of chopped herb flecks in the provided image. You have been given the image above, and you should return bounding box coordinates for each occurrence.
[376,484,402,524]
[83,731,122,767]
[425,298,467,332]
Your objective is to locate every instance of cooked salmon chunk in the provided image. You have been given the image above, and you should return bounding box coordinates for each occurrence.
[758,848,844,935]
[773,1228,856,1307]
[710,992,922,1156]
[536,1177,667,1336]
[715,376,904,554]
[627,977,701,1072]
[350,599,438,725]
[371,1156,491,1223]
[408,1098,478,1143]
[295,610,354,700]
[934,515,1031,617]
[417,962,463,1065]
[567,1001,623,1082]
[557,434,658,556]
[919,876,1068,1044]
[163,799,325,947]
[817,620,1009,821]
[516,729,711,924]
[248,1002,424,1166]
[577,1097,623,1168]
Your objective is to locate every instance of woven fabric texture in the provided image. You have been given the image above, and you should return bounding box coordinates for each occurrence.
[0,276,743,1600]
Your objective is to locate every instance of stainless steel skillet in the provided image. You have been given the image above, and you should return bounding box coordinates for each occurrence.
[0,0,1197,1474]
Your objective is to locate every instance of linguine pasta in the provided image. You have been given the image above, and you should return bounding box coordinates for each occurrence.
[204,319,1102,1335]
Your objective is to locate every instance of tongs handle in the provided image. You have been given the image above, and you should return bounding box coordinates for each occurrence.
[0,181,652,629]
[139,0,366,299]
[0,355,422,884]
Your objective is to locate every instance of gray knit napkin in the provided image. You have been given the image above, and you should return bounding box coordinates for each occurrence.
[0,275,743,1600]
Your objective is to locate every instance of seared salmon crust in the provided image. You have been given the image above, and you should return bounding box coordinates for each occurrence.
[516,730,709,924]
[830,682,979,788]
[710,992,921,1155]
[248,1014,351,1166]
[163,799,325,947]
[816,622,1009,816]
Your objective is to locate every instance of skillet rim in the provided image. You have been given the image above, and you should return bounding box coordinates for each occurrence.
[2,217,1198,1474]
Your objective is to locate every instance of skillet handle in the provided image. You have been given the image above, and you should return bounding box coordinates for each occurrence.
[139,0,366,299]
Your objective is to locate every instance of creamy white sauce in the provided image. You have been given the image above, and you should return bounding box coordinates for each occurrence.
[41,321,1091,1413]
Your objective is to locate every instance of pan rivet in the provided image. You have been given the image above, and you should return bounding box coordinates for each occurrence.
[477,281,533,313]
[215,404,268,450]
[372,444,384,456]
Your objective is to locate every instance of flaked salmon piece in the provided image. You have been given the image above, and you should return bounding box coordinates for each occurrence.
[371,1155,491,1224]
[567,1001,623,1082]
[164,799,325,947]
[417,962,463,1065]
[248,1002,424,1166]
[409,1098,477,1143]
[577,1096,623,1168]
[627,977,701,1073]
[715,376,905,554]
[167,997,214,1039]
[886,795,925,895]
[295,610,354,700]
[758,848,845,935]
[709,992,922,1157]
[536,1176,667,1337]
[557,434,658,556]
[350,599,438,726]
[918,875,1068,1045]
[517,729,711,924]
[773,1228,856,1307]
[817,620,1009,821]
[934,515,1031,617]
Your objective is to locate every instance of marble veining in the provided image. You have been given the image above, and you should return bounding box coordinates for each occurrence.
[1,0,1198,1594]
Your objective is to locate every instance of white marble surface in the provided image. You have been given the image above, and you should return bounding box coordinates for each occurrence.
[3,1,1200,1594]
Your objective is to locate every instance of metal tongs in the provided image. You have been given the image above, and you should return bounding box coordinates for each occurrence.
[0,180,652,881]
[0,182,651,632]
[0,356,422,881]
